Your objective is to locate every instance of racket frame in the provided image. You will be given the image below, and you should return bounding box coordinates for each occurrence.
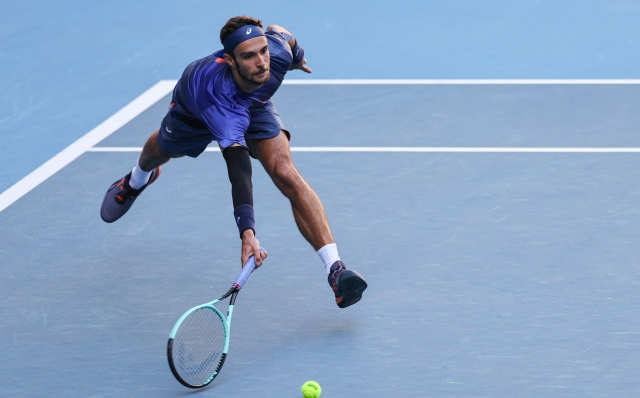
[167,252,260,389]
[167,286,239,388]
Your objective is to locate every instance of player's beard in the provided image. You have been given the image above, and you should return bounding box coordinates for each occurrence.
[237,62,270,86]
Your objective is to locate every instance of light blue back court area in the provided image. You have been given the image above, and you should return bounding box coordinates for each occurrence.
[2,2,640,397]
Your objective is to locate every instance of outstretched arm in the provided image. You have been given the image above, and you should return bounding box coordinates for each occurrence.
[266,24,312,74]
[222,144,267,266]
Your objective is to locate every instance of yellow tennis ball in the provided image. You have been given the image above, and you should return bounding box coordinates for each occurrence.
[301,380,321,398]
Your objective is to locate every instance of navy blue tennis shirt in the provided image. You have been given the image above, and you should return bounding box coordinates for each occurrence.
[167,29,294,149]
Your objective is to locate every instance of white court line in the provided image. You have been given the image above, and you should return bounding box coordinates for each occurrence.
[160,79,640,86]
[283,79,640,85]
[0,80,176,213]
[290,147,640,152]
[87,147,146,152]
[3,78,640,213]
[87,146,640,153]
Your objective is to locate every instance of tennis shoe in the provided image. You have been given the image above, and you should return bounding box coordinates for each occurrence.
[328,260,367,308]
[100,167,161,223]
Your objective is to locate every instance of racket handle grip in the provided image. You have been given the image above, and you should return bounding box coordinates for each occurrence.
[234,247,264,289]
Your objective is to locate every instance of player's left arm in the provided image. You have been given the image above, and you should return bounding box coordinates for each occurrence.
[266,24,312,73]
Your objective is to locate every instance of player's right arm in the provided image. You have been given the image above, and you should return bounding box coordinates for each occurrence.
[195,95,267,267]
[222,143,267,267]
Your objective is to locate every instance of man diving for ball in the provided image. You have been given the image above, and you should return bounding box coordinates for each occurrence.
[100,15,367,308]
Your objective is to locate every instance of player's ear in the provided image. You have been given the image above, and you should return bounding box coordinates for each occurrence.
[223,52,235,67]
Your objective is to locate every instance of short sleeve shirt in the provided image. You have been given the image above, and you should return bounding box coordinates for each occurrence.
[171,30,294,148]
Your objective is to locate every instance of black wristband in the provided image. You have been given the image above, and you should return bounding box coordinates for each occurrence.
[234,204,255,238]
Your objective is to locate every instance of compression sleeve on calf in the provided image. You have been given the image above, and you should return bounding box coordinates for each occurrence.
[222,145,255,237]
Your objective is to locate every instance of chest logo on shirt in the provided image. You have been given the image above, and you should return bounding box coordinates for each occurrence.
[246,28,252,34]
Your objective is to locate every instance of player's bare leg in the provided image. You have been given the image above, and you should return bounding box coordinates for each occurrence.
[138,130,184,170]
[248,131,367,308]
[248,131,332,250]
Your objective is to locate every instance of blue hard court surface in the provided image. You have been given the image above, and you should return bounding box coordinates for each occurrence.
[2,1,640,397]
[2,84,640,397]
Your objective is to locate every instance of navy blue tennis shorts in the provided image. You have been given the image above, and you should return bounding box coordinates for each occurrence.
[157,101,289,158]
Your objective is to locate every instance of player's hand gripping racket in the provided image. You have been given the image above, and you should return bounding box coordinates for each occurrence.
[167,251,262,388]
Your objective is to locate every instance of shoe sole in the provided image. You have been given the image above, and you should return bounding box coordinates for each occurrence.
[336,270,368,308]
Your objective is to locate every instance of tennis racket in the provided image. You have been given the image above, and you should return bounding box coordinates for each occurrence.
[167,251,262,388]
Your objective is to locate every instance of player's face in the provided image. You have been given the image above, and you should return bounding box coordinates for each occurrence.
[233,36,270,86]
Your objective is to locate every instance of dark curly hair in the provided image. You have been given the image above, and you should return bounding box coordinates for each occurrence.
[220,16,263,44]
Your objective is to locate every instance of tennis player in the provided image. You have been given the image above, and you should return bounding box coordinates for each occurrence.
[100,16,367,308]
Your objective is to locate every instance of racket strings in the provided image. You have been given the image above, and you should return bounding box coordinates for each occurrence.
[172,307,226,385]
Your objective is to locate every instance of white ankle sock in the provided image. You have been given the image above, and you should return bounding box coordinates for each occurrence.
[317,243,340,275]
[129,160,151,190]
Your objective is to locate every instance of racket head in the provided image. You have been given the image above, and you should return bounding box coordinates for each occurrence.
[167,304,230,388]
